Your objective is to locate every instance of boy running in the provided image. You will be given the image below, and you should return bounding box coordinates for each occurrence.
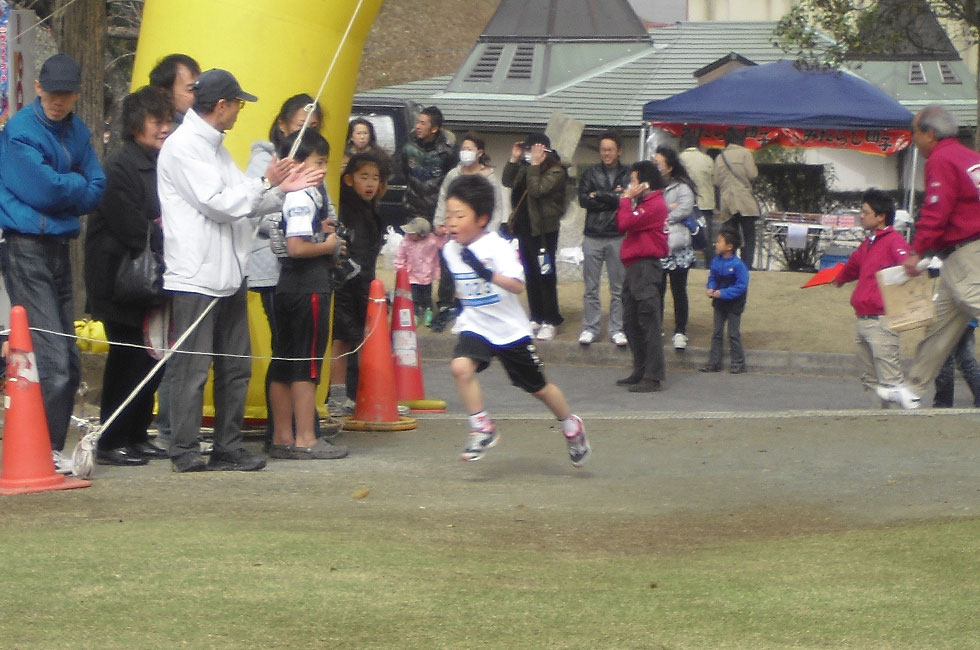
[441,175,590,466]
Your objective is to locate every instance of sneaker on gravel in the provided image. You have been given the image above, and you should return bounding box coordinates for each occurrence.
[564,415,591,467]
[207,448,267,471]
[328,397,356,417]
[672,332,688,350]
[460,422,499,462]
[171,453,207,473]
[611,331,628,347]
[578,330,596,345]
[875,384,920,410]
[536,323,556,341]
[52,450,74,475]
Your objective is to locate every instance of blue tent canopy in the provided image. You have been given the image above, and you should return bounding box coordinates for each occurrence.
[642,60,914,130]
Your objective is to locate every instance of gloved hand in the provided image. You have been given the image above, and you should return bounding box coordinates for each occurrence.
[461,247,494,282]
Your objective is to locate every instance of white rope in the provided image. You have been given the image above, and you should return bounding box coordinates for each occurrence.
[25,314,382,363]
[287,0,365,159]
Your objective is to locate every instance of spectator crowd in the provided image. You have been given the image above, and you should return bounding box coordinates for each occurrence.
[1,53,978,475]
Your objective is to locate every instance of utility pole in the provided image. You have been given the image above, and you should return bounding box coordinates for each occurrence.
[54,0,106,316]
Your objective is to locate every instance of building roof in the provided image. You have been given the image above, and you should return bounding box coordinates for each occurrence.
[355,20,977,132]
[480,0,649,42]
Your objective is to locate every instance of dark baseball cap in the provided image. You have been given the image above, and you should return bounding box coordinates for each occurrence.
[192,68,258,106]
[38,54,82,93]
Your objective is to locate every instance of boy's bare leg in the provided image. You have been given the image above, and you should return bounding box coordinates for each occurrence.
[533,382,571,420]
[269,381,295,446]
[329,340,350,394]
[450,357,484,413]
[290,381,318,448]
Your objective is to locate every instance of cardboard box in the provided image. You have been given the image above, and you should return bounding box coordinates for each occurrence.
[875,265,937,332]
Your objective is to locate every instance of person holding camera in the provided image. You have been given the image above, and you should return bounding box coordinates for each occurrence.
[501,133,568,341]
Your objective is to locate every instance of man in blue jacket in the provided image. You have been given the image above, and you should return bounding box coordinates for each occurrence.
[0,54,106,474]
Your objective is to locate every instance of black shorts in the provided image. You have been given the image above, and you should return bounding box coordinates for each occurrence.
[268,291,331,384]
[453,332,547,393]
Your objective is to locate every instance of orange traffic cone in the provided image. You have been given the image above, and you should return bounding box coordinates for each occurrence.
[391,268,447,413]
[344,280,417,432]
[1,306,91,494]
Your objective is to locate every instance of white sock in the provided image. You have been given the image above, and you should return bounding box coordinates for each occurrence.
[560,415,580,436]
[468,410,490,430]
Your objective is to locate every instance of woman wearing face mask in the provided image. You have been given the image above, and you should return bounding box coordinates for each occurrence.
[434,132,505,235]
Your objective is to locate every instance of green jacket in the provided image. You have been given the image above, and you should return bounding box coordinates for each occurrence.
[502,161,568,237]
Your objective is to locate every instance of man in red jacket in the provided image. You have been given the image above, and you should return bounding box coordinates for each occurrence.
[880,105,980,409]
[835,189,910,405]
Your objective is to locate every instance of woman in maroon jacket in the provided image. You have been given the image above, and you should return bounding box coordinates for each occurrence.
[616,161,669,393]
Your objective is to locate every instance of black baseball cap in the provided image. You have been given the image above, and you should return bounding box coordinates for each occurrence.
[192,68,258,106]
[38,54,82,93]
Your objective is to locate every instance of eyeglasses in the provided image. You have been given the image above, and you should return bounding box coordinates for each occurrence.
[226,98,245,110]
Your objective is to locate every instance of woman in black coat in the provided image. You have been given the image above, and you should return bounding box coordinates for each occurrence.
[84,87,174,466]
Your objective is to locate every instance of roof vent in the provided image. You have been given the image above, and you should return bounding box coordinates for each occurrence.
[908,62,927,84]
[938,61,961,84]
[506,44,535,80]
[465,44,504,82]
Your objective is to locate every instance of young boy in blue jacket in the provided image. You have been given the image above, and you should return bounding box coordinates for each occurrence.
[701,227,749,374]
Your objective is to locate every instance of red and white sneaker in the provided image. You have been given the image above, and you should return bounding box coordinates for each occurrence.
[460,419,499,462]
[564,415,591,467]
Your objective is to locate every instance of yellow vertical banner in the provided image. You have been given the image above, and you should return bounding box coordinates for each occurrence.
[134,0,383,422]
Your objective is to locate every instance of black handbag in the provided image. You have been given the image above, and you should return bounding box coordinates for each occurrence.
[113,226,166,304]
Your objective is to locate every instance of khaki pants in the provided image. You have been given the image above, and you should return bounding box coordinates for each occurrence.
[907,239,980,395]
[854,317,902,392]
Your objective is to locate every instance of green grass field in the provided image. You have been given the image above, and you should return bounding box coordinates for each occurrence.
[2,500,976,649]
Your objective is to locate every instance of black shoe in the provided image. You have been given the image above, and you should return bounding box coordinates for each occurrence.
[172,453,207,473]
[629,379,662,393]
[132,441,168,459]
[96,447,150,466]
[699,365,722,373]
[615,374,643,386]
[207,448,267,472]
[729,366,746,374]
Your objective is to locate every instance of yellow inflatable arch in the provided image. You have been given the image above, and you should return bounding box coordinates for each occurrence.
[131,0,383,421]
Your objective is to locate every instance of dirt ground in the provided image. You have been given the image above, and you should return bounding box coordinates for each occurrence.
[2,271,976,553]
[3,412,977,553]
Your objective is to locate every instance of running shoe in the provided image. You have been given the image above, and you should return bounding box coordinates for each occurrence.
[611,331,628,347]
[578,330,596,345]
[875,385,920,410]
[536,323,556,341]
[672,333,688,350]
[52,450,74,475]
[564,415,591,467]
[460,421,499,462]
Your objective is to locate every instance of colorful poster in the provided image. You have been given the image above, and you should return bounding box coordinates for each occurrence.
[651,123,911,156]
[1,0,10,126]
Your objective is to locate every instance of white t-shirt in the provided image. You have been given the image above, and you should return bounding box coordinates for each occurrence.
[443,231,533,345]
[282,187,323,239]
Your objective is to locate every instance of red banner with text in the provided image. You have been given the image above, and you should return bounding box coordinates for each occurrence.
[651,123,911,156]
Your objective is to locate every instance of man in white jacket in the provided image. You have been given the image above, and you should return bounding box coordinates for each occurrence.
[157,69,322,472]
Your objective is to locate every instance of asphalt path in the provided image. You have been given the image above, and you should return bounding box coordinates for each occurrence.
[414,359,980,417]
